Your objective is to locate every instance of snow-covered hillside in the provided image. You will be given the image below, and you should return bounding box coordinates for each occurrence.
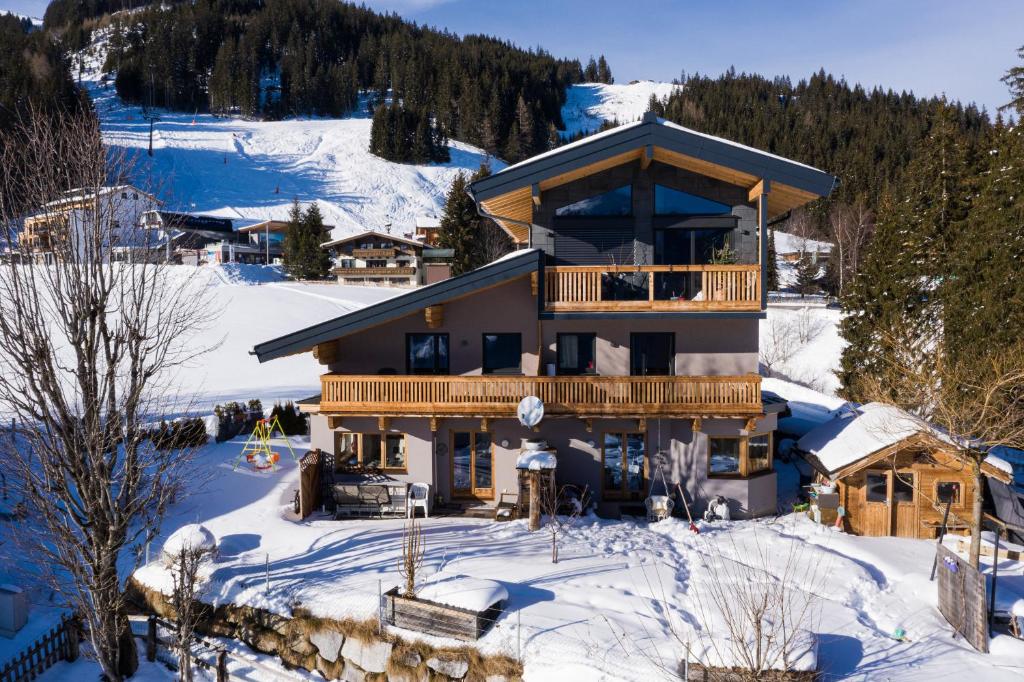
[561,81,681,137]
[76,35,502,241]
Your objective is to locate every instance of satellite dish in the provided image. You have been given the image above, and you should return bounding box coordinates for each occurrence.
[517,396,544,428]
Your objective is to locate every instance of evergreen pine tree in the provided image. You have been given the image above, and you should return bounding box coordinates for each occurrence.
[766,228,779,291]
[944,122,1024,367]
[1000,45,1024,117]
[438,171,478,275]
[597,54,613,84]
[837,104,980,400]
[283,200,331,280]
[514,95,535,159]
[583,56,598,82]
[794,253,819,296]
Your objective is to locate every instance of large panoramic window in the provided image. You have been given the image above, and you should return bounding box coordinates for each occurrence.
[557,333,596,375]
[708,434,773,477]
[407,333,449,374]
[333,433,408,473]
[555,185,632,217]
[482,333,522,374]
[630,333,674,376]
[709,437,741,475]
[603,432,646,497]
[654,185,732,216]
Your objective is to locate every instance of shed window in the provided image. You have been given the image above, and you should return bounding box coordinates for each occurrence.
[654,185,732,216]
[866,473,887,502]
[936,481,962,505]
[482,333,522,375]
[555,185,632,217]
[893,474,914,503]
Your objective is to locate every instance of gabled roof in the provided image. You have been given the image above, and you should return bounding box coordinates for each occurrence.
[796,402,1012,483]
[252,249,541,362]
[469,113,837,243]
[321,230,424,250]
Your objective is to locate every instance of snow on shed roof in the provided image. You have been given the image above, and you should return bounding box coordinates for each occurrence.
[796,402,953,476]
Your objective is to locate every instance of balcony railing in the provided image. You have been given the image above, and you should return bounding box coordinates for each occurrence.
[320,373,762,417]
[352,247,398,258]
[544,265,761,312]
[333,267,416,277]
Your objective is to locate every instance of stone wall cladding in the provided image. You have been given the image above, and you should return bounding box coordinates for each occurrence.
[127,577,522,681]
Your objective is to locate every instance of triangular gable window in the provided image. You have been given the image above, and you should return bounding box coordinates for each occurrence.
[654,185,732,216]
[555,185,632,217]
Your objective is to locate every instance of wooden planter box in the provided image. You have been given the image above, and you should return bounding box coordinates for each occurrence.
[686,663,818,681]
[382,587,503,641]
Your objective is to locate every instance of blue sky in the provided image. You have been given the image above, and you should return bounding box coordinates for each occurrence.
[4,0,1022,115]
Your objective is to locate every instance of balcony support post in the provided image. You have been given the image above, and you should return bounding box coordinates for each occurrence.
[692,417,702,433]
[429,417,439,433]
[378,416,390,432]
[480,417,489,433]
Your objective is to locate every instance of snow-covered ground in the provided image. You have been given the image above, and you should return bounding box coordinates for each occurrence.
[122,432,1024,681]
[75,34,502,242]
[560,81,682,137]
[761,304,846,396]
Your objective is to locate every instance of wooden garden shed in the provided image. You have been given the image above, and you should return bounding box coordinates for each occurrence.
[796,403,1013,539]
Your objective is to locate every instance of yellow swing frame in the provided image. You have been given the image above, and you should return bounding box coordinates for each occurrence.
[234,415,298,472]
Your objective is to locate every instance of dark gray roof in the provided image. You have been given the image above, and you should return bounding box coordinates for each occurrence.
[252,249,542,362]
[470,113,836,201]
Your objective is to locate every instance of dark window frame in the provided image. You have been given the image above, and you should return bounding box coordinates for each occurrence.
[936,480,963,506]
[406,333,450,375]
[630,332,675,376]
[482,333,523,375]
[556,332,597,376]
[601,430,647,499]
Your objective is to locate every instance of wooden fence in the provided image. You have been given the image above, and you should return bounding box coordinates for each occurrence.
[298,449,322,519]
[936,544,989,652]
[0,615,78,682]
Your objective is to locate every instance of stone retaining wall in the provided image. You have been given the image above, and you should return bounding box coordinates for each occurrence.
[127,578,522,682]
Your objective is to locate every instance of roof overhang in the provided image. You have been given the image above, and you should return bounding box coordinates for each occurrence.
[469,114,837,244]
[801,431,1013,484]
[252,249,542,362]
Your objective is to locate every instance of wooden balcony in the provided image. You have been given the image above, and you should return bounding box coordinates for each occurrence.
[544,265,761,312]
[333,267,416,277]
[320,373,762,418]
[352,247,397,258]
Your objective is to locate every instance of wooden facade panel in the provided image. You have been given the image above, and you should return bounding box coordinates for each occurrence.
[831,446,979,539]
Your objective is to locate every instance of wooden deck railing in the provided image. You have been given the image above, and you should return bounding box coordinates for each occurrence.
[544,264,761,312]
[320,374,762,417]
[333,266,416,276]
[352,247,398,258]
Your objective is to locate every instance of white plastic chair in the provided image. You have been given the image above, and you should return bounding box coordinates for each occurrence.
[408,482,430,518]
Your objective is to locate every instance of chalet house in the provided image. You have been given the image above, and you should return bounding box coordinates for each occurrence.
[323,231,425,287]
[796,402,1013,538]
[21,185,160,262]
[138,210,236,264]
[414,215,442,246]
[253,114,836,517]
[774,230,832,264]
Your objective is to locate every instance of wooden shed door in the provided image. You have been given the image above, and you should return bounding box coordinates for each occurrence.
[863,470,918,537]
[863,471,892,536]
[892,472,918,538]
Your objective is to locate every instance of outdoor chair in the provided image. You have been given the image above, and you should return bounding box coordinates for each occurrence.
[408,482,430,518]
[494,491,518,521]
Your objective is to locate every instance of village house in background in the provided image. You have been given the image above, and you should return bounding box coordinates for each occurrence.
[773,229,832,264]
[414,215,442,246]
[323,230,426,286]
[254,114,836,518]
[20,185,160,263]
[139,210,235,264]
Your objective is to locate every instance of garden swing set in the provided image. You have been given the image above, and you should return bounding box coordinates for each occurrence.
[233,415,297,472]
